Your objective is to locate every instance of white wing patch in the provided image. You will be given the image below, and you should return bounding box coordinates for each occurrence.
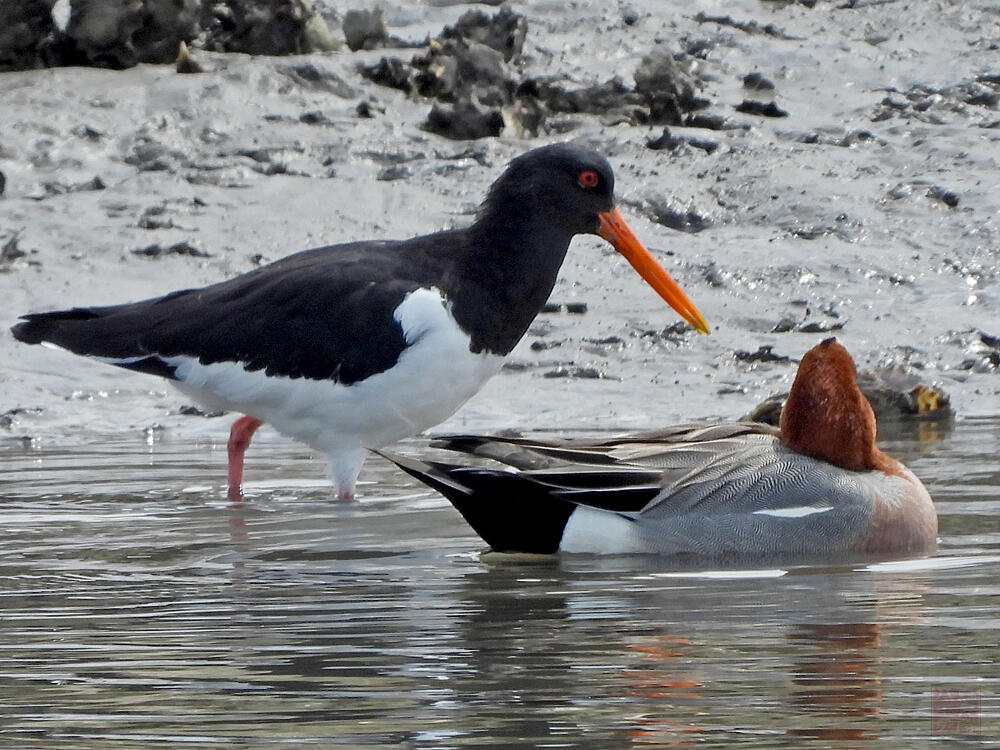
[751,506,834,518]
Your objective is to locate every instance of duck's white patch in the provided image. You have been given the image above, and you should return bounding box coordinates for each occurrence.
[559,506,648,554]
[751,506,833,518]
[166,286,504,461]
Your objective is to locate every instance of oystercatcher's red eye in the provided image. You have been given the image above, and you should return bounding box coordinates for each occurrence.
[578,170,600,188]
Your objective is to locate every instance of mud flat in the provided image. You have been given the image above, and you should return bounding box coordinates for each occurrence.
[1,0,997,451]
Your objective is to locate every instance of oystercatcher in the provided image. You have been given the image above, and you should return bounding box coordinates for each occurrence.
[384,339,937,559]
[12,143,709,500]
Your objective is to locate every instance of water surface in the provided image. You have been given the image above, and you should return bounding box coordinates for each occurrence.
[0,418,997,748]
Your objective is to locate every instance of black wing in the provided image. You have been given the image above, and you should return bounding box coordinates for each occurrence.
[12,240,438,385]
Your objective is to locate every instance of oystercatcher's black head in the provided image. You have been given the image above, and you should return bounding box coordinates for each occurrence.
[478,143,616,236]
[476,143,710,335]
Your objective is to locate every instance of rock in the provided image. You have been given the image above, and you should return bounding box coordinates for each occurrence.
[424,101,504,140]
[441,6,527,62]
[1,232,26,264]
[206,0,336,56]
[644,198,710,233]
[743,72,775,90]
[0,0,57,70]
[342,8,387,51]
[175,39,203,73]
[527,77,642,117]
[132,241,211,258]
[927,185,959,207]
[734,346,791,364]
[633,47,701,124]
[58,0,200,68]
[64,0,145,68]
[646,127,718,153]
[413,39,508,100]
[360,56,413,92]
[132,0,201,63]
[735,99,789,117]
[301,4,339,52]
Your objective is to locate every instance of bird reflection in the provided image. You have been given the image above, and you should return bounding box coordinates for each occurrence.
[624,634,705,746]
[785,622,883,747]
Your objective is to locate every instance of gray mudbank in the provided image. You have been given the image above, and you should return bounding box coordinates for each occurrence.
[0,0,996,444]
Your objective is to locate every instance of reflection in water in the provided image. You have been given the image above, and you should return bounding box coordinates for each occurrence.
[624,635,705,746]
[786,622,883,747]
[0,419,996,746]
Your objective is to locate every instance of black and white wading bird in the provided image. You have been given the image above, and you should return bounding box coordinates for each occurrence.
[12,144,709,500]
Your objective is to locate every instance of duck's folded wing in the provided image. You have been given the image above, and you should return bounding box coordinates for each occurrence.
[427,423,864,520]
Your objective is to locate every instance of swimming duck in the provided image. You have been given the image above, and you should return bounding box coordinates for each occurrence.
[384,338,938,559]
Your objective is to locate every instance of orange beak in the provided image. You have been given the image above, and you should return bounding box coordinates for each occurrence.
[597,208,710,334]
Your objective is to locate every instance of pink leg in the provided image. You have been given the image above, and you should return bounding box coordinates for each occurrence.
[227,415,262,500]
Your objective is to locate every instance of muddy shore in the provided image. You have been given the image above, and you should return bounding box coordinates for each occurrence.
[1,0,997,452]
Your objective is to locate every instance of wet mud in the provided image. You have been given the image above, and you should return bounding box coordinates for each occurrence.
[1,0,997,451]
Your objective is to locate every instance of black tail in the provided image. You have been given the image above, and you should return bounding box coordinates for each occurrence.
[11,304,181,379]
[378,450,575,553]
[12,309,100,345]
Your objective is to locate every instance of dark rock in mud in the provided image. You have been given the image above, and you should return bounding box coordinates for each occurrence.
[299,110,334,125]
[798,320,844,333]
[201,0,337,56]
[49,0,201,68]
[734,346,791,364]
[355,100,384,118]
[953,329,1000,372]
[177,404,225,418]
[38,175,106,198]
[342,8,387,51]
[377,164,412,182]
[125,138,184,172]
[137,205,174,229]
[979,329,1000,350]
[684,112,746,131]
[0,0,57,70]
[441,6,527,63]
[543,365,605,379]
[646,128,685,150]
[413,39,509,100]
[735,99,788,118]
[424,101,503,140]
[132,241,211,258]
[643,198,710,233]
[523,77,644,122]
[0,169,5,197]
[363,9,714,139]
[743,72,775,91]
[633,47,704,124]
[694,12,798,40]
[361,56,413,92]
[175,40,203,73]
[1,232,27,265]
[530,340,562,351]
[646,127,718,153]
[927,185,959,207]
